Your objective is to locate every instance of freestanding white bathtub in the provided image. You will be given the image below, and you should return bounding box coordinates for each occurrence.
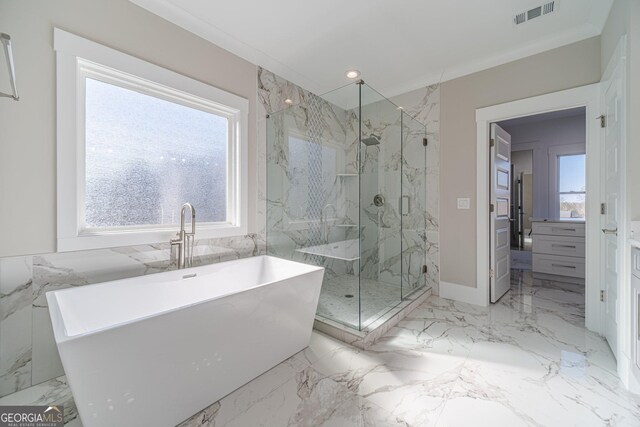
[46,255,324,427]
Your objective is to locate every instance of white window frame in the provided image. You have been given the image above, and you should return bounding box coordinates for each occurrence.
[548,144,586,218]
[54,29,248,252]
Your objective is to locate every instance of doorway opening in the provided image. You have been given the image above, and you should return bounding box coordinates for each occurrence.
[472,84,603,338]
[494,107,587,279]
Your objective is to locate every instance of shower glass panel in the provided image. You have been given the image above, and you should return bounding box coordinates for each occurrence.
[358,85,402,328]
[266,80,426,332]
[402,112,428,299]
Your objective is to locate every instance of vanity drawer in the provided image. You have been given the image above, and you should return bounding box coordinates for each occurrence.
[532,222,585,237]
[533,253,585,278]
[533,235,585,258]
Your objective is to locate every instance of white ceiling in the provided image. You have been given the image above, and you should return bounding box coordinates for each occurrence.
[130,0,613,98]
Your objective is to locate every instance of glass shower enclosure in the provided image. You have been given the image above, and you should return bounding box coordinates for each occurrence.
[266,81,427,332]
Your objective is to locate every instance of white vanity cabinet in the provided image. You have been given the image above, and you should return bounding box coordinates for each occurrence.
[532,220,585,279]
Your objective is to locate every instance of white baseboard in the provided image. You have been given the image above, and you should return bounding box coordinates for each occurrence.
[440,281,488,307]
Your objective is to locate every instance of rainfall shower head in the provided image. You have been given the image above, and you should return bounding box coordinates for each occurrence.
[361,135,381,146]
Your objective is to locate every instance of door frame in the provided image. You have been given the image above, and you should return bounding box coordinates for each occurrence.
[475,83,603,334]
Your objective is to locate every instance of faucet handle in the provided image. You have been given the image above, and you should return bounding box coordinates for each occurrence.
[170,232,181,245]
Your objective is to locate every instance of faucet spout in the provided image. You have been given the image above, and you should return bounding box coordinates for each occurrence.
[171,203,196,269]
[181,203,196,235]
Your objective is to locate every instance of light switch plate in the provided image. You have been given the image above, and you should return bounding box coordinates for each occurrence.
[457,198,471,210]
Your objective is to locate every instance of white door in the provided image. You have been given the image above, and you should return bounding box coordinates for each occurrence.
[601,45,624,357]
[490,123,512,303]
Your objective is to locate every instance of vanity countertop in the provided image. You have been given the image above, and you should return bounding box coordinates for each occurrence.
[531,218,586,224]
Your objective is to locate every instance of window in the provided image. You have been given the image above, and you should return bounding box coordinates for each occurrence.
[558,154,586,218]
[287,135,337,221]
[55,29,248,251]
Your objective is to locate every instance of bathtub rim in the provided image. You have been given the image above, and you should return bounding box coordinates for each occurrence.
[46,255,324,344]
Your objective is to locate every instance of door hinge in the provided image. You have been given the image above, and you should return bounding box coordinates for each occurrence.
[598,114,606,128]
[423,137,428,147]
[490,138,495,147]
[489,268,495,279]
[600,290,606,302]
[422,265,428,274]
[490,204,495,213]
[600,203,606,215]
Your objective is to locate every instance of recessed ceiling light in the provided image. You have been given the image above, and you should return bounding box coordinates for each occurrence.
[284,98,293,104]
[345,70,360,79]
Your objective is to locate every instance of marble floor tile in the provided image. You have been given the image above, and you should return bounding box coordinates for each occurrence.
[3,269,639,426]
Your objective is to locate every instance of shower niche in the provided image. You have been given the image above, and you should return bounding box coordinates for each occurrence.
[266,81,428,333]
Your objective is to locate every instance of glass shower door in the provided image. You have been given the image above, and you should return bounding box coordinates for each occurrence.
[358,83,403,330]
[401,112,428,298]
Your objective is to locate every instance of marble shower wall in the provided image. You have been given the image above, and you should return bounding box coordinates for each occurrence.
[0,236,264,398]
[260,67,440,303]
[357,99,404,288]
[260,67,356,276]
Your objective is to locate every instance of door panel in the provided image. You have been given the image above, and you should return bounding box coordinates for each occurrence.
[602,57,623,357]
[490,123,511,303]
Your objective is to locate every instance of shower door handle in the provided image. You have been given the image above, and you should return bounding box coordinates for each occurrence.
[401,196,410,216]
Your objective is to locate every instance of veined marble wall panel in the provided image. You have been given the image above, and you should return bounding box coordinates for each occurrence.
[261,67,351,261]
[0,257,33,397]
[260,67,440,312]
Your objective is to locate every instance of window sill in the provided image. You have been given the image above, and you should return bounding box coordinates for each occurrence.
[57,225,247,252]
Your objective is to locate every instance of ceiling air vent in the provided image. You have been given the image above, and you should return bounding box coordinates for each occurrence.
[514,1,557,25]
[543,1,555,14]
[527,6,542,20]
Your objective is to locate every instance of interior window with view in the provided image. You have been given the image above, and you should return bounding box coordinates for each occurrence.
[558,153,586,219]
[84,78,229,229]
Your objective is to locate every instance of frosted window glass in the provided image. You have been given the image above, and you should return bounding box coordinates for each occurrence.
[85,78,228,228]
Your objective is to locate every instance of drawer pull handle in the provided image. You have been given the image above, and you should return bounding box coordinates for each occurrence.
[553,228,576,232]
[552,264,577,269]
[552,244,577,248]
